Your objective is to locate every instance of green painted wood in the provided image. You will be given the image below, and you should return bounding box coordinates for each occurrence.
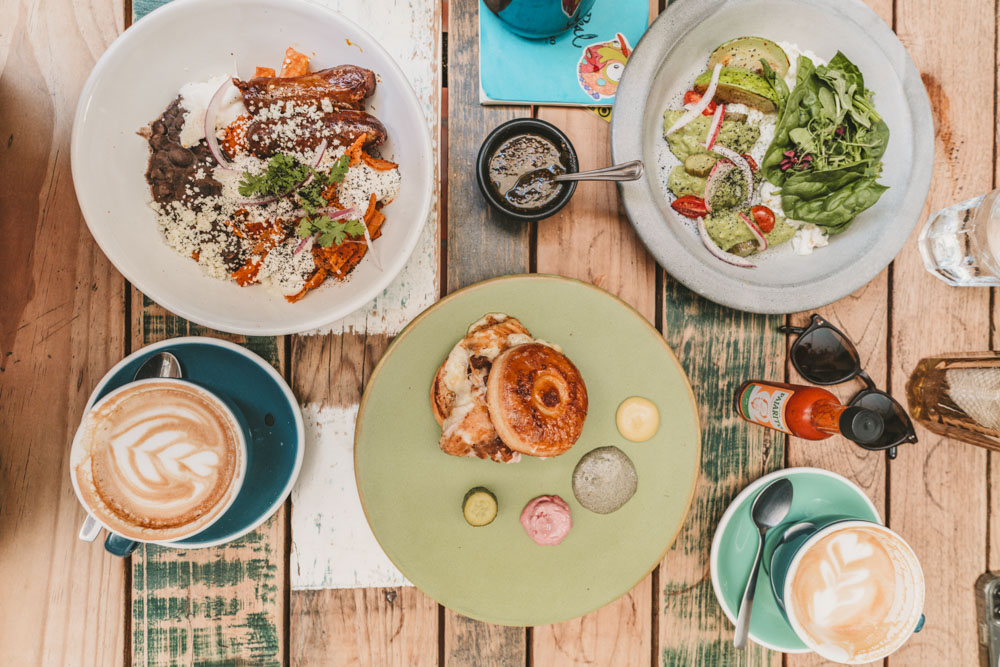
[445,0,532,292]
[442,0,530,661]
[130,296,286,667]
[658,279,784,667]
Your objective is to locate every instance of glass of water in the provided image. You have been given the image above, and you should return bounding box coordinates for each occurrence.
[918,189,1000,286]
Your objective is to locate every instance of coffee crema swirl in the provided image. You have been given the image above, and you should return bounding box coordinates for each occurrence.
[73,381,242,541]
[787,525,924,663]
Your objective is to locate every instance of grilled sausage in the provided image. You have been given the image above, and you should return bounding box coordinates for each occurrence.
[245,110,387,158]
[234,65,376,113]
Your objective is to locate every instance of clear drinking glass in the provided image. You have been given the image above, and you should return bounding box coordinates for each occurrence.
[918,189,1000,286]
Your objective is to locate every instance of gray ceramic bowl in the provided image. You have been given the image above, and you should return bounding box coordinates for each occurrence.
[610,0,934,314]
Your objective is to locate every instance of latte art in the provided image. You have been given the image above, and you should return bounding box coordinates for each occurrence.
[787,524,924,663]
[72,380,243,541]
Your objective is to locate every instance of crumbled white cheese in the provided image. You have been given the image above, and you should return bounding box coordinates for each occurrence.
[257,238,316,296]
[791,223,829,255]
[178,75,246,148]
[338,162,401,210]
[777,41,827,88]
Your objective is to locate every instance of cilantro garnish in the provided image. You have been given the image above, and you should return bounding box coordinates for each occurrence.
[297,216,366,247]
[239,153,362,248]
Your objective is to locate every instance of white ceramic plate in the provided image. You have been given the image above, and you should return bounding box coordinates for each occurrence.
[71,0,433,335]
[611,0,934,314]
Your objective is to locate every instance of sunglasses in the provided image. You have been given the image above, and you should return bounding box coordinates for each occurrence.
[779,314,917,459]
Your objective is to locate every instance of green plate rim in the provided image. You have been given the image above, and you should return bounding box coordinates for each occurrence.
[353,273,702,625]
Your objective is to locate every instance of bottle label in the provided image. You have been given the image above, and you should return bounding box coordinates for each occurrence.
[738,383,793,434]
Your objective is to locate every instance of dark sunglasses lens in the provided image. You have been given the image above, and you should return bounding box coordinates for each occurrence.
[850,392,911,449]
[792,327,860,384]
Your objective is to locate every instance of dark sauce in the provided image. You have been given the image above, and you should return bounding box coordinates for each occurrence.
[487,134,568,211]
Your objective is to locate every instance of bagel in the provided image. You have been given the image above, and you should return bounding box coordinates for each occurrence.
[486,343,588,457]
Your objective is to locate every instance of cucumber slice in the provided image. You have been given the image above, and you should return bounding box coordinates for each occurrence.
[463,487,498,527]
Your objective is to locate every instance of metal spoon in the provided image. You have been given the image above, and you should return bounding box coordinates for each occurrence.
[553,159,643,182]
[78,351,182,543]
[734,477,794,649]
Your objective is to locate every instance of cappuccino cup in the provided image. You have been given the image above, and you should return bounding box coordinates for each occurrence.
[70,378,248,554]
[774,520,924,664]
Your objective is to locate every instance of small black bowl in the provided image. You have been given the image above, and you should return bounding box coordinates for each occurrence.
[476,118,579,222]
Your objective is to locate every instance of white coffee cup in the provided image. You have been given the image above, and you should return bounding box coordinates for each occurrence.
[782,520,925,664]
[70,378,248,554]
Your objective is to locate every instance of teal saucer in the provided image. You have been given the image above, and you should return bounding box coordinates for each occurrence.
[84,337,303,548]
[709,468,881,652]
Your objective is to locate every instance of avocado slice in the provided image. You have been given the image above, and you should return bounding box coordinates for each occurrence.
[693,67,779,113]
[708,36,790,78]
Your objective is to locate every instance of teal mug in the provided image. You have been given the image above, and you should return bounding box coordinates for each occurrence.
[769,518,925,664]
[482,0,598,39]
[70,378,250,556]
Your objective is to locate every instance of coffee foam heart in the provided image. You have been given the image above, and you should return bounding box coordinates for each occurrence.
[72,380,242,542]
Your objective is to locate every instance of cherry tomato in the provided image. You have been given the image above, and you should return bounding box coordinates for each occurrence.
[741,153,759,171]
[682,90,716,116]
[751,205,776,234]
[671,195,710,219]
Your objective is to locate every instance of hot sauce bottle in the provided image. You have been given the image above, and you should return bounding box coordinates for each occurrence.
[736,380,884,444]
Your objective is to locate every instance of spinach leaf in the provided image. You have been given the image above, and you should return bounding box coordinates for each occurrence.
[761,51,889,229]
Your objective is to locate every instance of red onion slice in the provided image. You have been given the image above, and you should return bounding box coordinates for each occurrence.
[293,233,316,256]
[739,212,768,251]
[703,103,725,150]
[666,64,722,136]
[205,79,235,171]
[703,159,735,214]
[697,217,755,268]
[711,145,754,208]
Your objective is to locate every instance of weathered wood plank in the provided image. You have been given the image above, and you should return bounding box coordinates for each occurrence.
[291,588,437,665]
[130,298,287,667]
[446,0,531,291]
[0,0,127,663]
[658,287,784,667]
[286,0,443,663]
[531,105,656,667]
[889,0,994,664]
[442,0,531,663]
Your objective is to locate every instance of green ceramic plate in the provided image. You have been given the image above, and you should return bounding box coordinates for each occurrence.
[355,274,701,626]
[710,468,881,651]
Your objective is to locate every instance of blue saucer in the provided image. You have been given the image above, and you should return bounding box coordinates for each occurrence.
[86,337,304,548]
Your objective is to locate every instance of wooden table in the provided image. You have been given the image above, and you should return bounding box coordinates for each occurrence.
[2,0,995,663]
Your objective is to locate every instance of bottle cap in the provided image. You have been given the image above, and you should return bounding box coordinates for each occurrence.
[840,407,884,445]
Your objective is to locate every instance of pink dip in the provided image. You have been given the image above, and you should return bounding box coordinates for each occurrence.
[520,495,572,546]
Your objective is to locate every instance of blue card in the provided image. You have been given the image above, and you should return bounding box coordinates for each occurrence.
[479,0,649,106]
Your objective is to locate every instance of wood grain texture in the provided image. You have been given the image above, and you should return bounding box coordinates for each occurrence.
[286,0,442,661]
[130,297,287,666]
[658,286,784,667]
[288,331,439,664]
[889,0,995,664]
[291,588,437,666]
[442,0,530,663]
[0,0,127,664]
[531,105,656,667]
[446,0,531,291]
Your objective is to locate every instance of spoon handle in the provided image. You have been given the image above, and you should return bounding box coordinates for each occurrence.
[734,532,765,649]
[554,160,643,182]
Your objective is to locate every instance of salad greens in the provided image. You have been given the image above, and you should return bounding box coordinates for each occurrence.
[762,52,889,233]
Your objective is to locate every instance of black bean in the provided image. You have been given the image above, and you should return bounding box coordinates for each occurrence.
[151,135,171,151]
[167,147,194,167]
[153,184,172,200]
[152,121,166,135]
